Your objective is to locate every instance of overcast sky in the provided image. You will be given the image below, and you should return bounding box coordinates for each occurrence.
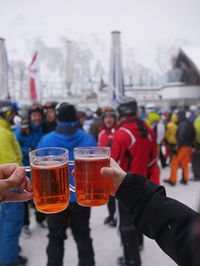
[0,0,200,68]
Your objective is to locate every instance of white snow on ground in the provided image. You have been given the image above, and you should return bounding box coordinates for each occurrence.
[20,166,200,266]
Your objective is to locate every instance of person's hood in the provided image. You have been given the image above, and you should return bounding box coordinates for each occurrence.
[171,113,178,123]
[120,116,148,138]
[55,122,79,136]
[0,117,10,130]
[177,110,186,122]
[54,124,87,150]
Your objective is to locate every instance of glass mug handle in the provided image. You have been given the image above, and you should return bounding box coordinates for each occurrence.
[68,160,75,192]
[23,161,76,192]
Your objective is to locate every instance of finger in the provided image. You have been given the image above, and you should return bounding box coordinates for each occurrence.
[110,158,119,167]
[18,180,28,191]
[18,177,32,192]
[110,158,125,172]
[0,192,33,202]
[0,167,26,191]
[100,167,119,179]
[25,178,32,192]
[0,163,19,179]
[101,165,126,189]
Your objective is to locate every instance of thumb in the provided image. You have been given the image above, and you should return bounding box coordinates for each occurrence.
[100,167,119,179]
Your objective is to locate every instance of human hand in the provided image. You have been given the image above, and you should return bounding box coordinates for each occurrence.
[100,158,126,195]
[0,163,33,203]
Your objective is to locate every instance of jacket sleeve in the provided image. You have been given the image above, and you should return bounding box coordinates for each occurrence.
[111,133,121,161]
[0,130,22,165]
[37,135,48,149]
[11,133,23,165]
[194,117,200,144]
[111,130,131,162]
[156,123,165,145]
[148,128,158,164]
[116,173,198,266]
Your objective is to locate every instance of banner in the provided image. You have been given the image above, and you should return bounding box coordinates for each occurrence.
[29,51,41,102]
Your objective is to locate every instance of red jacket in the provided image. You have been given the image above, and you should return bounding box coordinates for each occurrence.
[98,125,118,147]
[111,116,158,179]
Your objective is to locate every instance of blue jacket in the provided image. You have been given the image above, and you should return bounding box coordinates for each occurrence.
[38,122,97,202]
[0,202,24,264]
[14,122,44,166]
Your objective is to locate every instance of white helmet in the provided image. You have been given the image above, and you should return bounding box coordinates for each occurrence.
[146,103,156,114]
[189,105,197,112]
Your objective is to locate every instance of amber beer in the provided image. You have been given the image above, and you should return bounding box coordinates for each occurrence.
[29,148,69,214]
[74,147,111,207]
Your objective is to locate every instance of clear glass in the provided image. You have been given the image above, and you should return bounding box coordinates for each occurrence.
[29,147,69,214]
[74,146,111,207]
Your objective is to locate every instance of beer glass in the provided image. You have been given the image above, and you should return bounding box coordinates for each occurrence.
[73,147,111,207]
[29,147,70,214]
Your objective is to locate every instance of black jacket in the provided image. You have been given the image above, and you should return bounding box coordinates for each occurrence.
[116,173,199,266]
[177,111,195,147]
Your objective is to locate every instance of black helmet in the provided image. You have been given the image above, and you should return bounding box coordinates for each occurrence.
[56,102,77,122]
[29,104,43,116]
[43,101,58,110]
[117,96,138,117]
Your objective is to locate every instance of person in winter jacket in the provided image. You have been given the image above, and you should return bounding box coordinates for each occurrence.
[98,107,118,147]
[100,158,200,266]
[10,102,22,131]
[147,112,165,146]
[188,105,198,124]
[42,101,57,133]
[38,102,96,266]
[98,107,118,227]
[112,98,159,183]
[14,104,45,235]
[0,101,28,266]
[165,113,178,161]
[164,110,195,185]
[147,112,166,168]
[111,96,158,266]
[14,105,44,167]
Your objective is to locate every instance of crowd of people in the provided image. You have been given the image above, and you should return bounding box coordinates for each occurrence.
[0,98,200,266]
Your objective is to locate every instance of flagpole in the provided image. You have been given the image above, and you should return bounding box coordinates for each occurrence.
[64,41,74,97]
[108,31,125,105]
[0,38,9,100]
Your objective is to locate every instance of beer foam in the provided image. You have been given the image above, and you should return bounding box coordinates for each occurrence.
[31,160,68,169]
[75,155,110,161]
